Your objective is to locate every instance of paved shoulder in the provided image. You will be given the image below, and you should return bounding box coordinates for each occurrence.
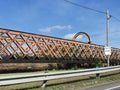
[83,81,120,90]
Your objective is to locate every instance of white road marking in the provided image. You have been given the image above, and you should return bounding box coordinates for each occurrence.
[105,85,120,90]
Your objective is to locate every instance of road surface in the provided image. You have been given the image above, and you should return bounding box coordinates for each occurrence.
[83,81,120,90]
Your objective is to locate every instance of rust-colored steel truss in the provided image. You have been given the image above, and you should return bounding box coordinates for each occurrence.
[0,28,120,65]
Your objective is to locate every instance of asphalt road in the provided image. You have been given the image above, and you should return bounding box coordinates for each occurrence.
[83,81,120,90]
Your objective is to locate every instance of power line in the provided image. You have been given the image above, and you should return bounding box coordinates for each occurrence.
[64,0,120,23]
[64,0,106,14]
[111,15,120,22]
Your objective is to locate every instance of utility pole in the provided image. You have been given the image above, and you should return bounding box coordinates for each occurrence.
[106,10,111,67]
[106,10,109,47]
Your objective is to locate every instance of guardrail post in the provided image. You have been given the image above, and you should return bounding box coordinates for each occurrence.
[41,80,47,89]
[41,70,48,89]
[96,73,100,78]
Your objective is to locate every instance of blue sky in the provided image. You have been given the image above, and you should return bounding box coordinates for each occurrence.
[0,0,120,48]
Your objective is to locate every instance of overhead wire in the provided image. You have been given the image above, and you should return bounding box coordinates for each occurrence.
[64,0,120,23]
[64,0,106,14]
[111,15,120,22]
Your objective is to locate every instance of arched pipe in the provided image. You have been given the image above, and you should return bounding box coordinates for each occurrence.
[72,32,92,44]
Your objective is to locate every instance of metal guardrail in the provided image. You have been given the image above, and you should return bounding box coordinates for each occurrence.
[0,65,120,87]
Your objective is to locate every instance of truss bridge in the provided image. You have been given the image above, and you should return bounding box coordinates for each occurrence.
[0,28,120,67]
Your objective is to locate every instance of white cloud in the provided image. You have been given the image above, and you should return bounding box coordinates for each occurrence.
[39,25,72,33]
[64,33,82,40]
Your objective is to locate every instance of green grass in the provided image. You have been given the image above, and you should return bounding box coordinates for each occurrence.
[0,69,67,76]
[0,68,84,77]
